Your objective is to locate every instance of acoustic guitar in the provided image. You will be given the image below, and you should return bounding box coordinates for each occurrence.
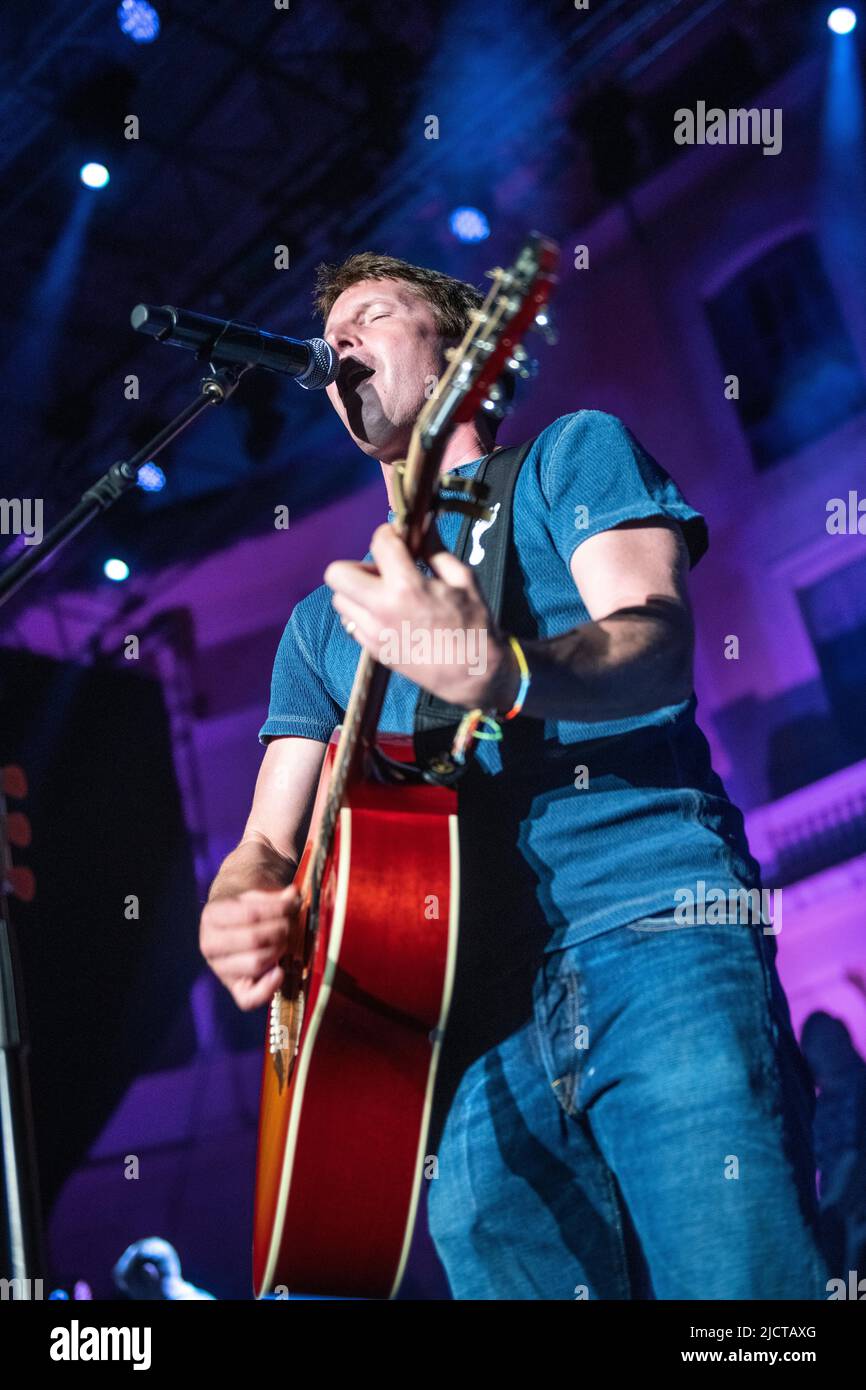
[252,234,559,1299]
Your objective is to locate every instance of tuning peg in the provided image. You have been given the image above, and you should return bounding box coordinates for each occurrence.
[506,350,538,379]
[533,308,558,344]
[481,388,510,420]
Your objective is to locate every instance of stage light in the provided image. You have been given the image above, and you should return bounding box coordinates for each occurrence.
[117,0,161,43]
[828,8,858,34]
[80,162,110,189]
[449,206,490,242]
[103,558,130,582]
[136,461,166,492]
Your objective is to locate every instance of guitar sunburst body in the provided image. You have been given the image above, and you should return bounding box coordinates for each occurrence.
[253,733,459,1299]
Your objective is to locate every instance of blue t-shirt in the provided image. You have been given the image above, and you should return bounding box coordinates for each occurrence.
[259,410,761,957]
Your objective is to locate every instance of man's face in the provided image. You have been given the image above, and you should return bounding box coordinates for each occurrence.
[323,278,447,461]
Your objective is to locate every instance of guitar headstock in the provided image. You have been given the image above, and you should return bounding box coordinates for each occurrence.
[419,232,559,443]
[400,232,559,535]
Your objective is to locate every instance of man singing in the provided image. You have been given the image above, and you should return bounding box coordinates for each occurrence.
[200,252,828,1300]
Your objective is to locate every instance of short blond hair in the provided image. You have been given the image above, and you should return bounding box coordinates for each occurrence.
[314,252,483,339]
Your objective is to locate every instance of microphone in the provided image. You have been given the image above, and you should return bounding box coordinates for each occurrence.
[130,303,338,390]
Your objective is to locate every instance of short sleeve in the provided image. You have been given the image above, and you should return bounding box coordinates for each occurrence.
[258,599,342,746]
[539,411,708,570]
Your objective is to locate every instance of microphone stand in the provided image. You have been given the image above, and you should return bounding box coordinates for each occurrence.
[0,359,251,1293]
[0,363,249,608]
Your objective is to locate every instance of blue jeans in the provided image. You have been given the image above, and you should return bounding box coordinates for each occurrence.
[426,916,830,1299]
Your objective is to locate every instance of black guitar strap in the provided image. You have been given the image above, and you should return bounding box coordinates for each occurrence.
[412,438,535,779]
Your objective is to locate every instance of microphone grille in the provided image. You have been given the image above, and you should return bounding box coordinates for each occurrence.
[295,337,338,391]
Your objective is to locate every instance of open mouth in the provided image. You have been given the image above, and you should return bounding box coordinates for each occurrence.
[340,361,376,393]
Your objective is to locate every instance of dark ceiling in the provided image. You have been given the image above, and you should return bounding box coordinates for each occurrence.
[0,0,826,612]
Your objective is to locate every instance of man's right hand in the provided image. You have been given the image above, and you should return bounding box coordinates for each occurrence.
[199,885,302,1011]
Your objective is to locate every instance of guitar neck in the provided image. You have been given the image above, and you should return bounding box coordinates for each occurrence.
[332,648,391,800]
[307,430,446,900]
[306,649,391,910]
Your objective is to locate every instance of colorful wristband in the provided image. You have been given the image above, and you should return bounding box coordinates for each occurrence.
[501,635,531,720]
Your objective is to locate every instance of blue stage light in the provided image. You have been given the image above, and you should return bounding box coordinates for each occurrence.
[104,558,130,582]
[828,8,858,34]
[117,0,161,43]
[80,162,110,189]
[136,461,166,492]
[449,206,490,243]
